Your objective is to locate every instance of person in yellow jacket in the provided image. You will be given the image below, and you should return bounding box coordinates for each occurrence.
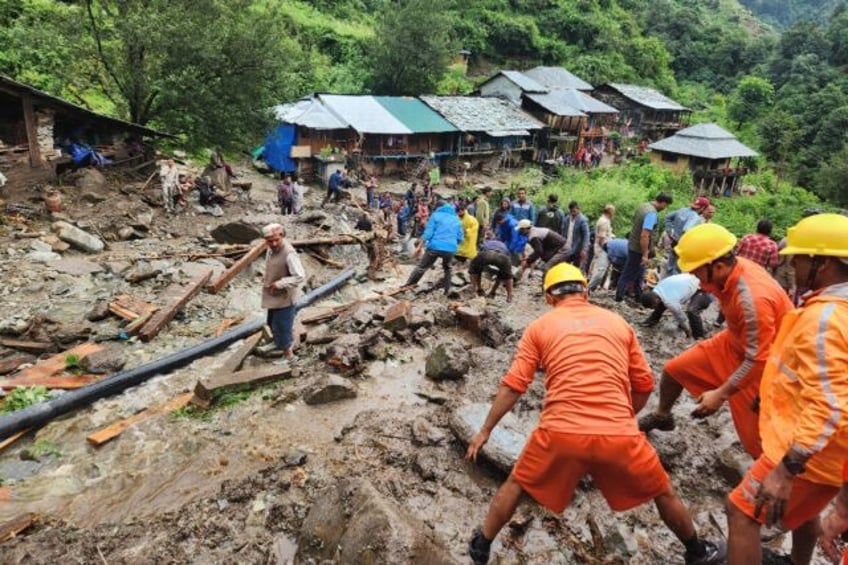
[456,203,479,266]
[726,213,848,565]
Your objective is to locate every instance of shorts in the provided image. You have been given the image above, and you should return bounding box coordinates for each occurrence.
[664,333,764,457]
[469,251,512,280]
[728,455,839,530]
[512,428,670,513]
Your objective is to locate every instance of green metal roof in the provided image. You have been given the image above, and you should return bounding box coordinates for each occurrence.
[373,96,458,133]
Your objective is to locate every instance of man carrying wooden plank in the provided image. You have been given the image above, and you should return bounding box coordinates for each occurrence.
[261,223,305,364]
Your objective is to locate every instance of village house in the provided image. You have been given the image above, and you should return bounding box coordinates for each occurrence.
[269,94,458,182]
[478,67,617,156]
[647,122,758,195]
[0,75,168,191]
[592,83,690,141]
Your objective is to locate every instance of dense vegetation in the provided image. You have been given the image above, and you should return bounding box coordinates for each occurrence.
[1,0,847,206]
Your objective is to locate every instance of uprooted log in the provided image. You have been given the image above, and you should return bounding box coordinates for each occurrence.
[0,269,357,441]
[137,269,213,342]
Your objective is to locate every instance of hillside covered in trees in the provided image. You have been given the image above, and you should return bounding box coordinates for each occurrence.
[1,0,847,205]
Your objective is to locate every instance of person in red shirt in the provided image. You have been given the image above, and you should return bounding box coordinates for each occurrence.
[465,263,724,565]
[735,219,780,272]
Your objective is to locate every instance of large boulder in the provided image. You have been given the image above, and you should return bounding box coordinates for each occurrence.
[52,221,104,253]
[425,342,470,380]
[298,478,454,564]
[450,402,535,473]
[73,168,107,193]
[210,221,262,244]
[303,374,357,405]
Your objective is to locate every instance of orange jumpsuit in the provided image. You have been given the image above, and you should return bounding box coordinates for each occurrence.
[502,295,669,512]
[664,257,792,457]
[729,282,848,528]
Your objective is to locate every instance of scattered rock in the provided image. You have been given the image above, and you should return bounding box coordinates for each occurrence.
[282,449,308,468]
[323,334,363,373]
[455,305,484,334]
[210,221,262,244]
[480,314,514,347]
[80,346,126,374]
[298,211,329,226]
[303,375,358,405]
[383,300,412,331]
[413,450,446,481]
[117,227,146,241]
[715,447,749,487]
[73,168,106,192]
[80,192,107,204]
[130,210,154,231]
[450,402,534,473]
[298,478,453,564]
[425,342,470,380]
[86,300,111,322]
[47,259,104,276]
[52,221,105,253]
[430,303,455,328]
[27,251,61,263]
[411,417,448,446]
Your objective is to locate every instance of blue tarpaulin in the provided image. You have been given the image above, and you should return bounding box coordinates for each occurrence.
[263,124,297,173]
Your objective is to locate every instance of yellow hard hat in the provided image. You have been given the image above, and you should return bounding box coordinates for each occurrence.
[543,262,586,292]
[674,223,738,273]
[780,213,848,257]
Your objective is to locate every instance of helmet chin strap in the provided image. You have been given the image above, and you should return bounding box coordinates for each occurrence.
[805,256,824,291]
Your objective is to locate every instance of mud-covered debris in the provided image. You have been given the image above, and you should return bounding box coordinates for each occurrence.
[480,313,515,347]
[411,417,448,446]
[80,345,126,374]
[86,300,111,322]
[414,449,446,481]
[450,402,534,473]
[303,374,358,405]
[456,305,484,334]
[283,449,308,468]
[323,334,363,373]
[425,342,470,381]
[297,478,453,564]
[48,258,104,276]
[52,221,104,253]
[715,447,748,487]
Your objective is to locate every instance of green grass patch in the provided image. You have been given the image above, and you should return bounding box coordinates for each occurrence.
[171,381,285,420]
[30,439,62,458]
[2,386,52,413]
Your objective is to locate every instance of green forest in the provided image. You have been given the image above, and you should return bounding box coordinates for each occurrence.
[2,0,848,208]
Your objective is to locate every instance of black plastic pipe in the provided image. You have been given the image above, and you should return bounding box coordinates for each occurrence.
[0,268,357,440]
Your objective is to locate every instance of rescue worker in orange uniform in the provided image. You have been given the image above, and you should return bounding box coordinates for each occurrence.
[639,223,793,458]
[465,263,724,565]
[727,214,848,565]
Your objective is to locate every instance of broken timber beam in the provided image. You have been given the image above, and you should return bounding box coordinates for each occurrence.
[0,355,36,376]
[192,365,296,409]
[206,240,267,294]
[190,331,262,407]
[290,233,373,247]
[305,250,346,269]
[7,343,103,383]
[86,392,193,446]
[302,285,410,325]
[0,429,29,454]
[0,375,99,391]
[0,512,38,544]
[0,339,53,354]
[137,269,213,342]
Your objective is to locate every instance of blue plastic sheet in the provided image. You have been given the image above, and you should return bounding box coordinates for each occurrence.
[263,125,297,172]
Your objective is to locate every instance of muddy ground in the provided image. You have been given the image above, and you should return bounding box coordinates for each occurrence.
[0,160,811,563]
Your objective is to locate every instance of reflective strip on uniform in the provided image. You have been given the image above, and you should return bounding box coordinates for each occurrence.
[728,275,759,386]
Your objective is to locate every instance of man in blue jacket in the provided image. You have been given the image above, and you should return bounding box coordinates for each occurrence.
[405,197,464,295]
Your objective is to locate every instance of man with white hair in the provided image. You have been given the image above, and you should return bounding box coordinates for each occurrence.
[261,223,306,363]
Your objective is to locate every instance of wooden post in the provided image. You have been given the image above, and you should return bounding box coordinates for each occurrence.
[206,241,267,294]
[21,96,42,167]
[137,269,213,342]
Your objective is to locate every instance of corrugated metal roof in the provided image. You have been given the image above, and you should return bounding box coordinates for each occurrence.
[373,96,458,133]
[648,123,758,159]
[497,71,548,93]
[273,97,348,130]
[420,96,544,133]
[524,67,593,91]
[526,88,619,117]
[319,95,412,134]
[606,83,688,111]
[0,74,172,138]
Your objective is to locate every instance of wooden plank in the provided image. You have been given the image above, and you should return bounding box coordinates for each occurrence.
[108,303,140,320]
[301,286,409,325]
[21,96,42,166]
[191,331,262,407]
[0,339,53,354]
[8,343,103,382]
[0,429,29,453]
[0,354,36,376]
[112,294,158,315]
[206,241,267,294]
[192,365,295,409]
[0,512,37,544]
[137,270,213,343]
[86,393,194,447]
[0,374,98,390]
[213,316,245,337]
[125,311,153,336]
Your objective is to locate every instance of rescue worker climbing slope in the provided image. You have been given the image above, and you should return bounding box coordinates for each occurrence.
[726,214,848,565]
[465,264,724,565]
[639,223,792,458]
